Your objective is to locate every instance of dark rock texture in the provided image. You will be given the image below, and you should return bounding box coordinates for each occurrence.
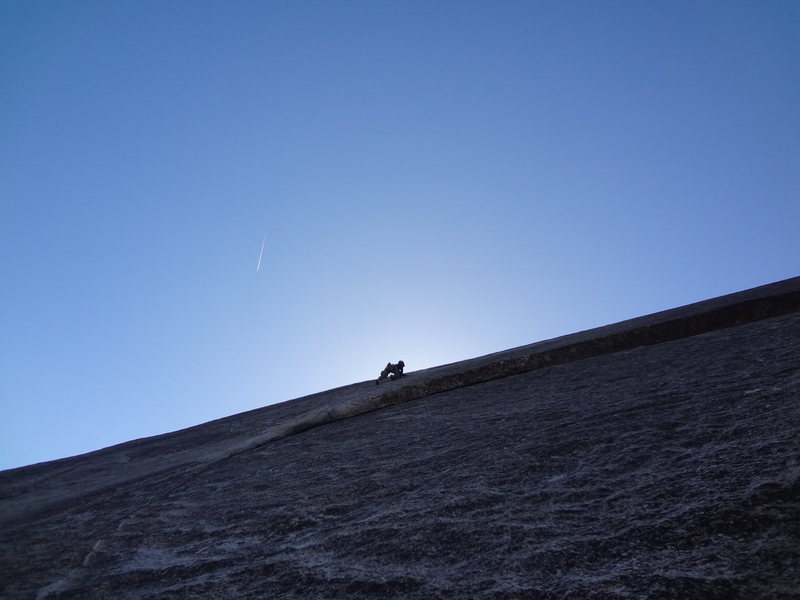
[2,278,799,599]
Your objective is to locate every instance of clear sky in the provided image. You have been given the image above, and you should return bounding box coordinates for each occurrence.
[2,1,798,471]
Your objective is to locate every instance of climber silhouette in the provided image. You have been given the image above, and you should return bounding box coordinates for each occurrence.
[376,360,405,385]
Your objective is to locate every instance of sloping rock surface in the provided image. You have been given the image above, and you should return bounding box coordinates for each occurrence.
[1,278,799,599]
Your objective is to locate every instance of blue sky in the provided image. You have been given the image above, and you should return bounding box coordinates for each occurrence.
[2,1,798,471]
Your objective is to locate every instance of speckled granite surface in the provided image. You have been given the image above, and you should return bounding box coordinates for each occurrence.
[2,279,798,599]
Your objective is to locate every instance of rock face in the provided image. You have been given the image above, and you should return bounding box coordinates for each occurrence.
[2,278,799,599]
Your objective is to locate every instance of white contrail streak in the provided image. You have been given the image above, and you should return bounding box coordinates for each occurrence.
[256,235,266,272]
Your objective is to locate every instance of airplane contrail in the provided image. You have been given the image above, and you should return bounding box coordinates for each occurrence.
[256,235,266,272]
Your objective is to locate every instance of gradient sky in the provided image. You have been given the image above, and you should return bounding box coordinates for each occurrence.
[2,1,798,471]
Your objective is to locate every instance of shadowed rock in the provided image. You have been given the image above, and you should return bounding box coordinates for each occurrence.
[1,277,799,599]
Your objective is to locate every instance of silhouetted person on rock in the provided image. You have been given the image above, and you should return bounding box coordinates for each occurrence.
[376,360,405,385]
